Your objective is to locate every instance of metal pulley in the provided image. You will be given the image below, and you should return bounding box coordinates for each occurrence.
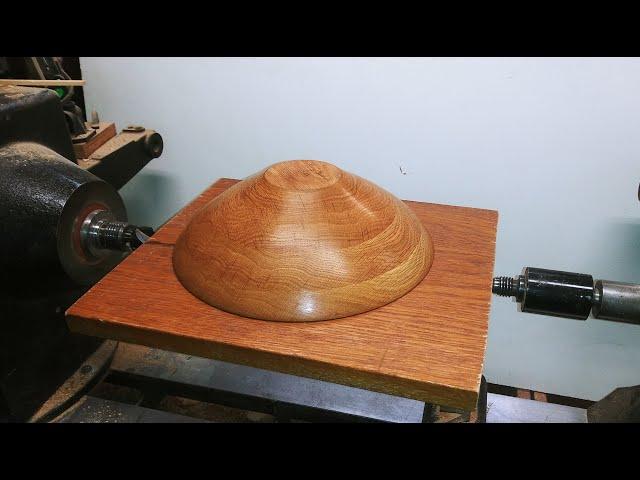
[0,141,151,285]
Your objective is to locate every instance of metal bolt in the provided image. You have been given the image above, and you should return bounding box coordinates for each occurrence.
[81,209,153,255]
[492,275,525,301]
[90,110,100,129]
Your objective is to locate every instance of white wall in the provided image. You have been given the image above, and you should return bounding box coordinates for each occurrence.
[80,57,640,401]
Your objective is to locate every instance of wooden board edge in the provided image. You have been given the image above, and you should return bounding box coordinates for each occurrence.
[474,209,499,405]
[66,312,479,411]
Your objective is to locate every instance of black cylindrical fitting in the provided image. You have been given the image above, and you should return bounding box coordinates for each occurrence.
[520,267,594,320]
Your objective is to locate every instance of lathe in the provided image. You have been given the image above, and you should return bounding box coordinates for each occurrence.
[0,80,162,421]
[1,79,496,422]
[2,60,639,423]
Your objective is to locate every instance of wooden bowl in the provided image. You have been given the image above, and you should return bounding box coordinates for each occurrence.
[172,160,434,322]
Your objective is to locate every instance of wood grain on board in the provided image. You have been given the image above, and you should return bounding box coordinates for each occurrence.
[67,177,498,410]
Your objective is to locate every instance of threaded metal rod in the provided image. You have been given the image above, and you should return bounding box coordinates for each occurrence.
[492,268,594,319]
[95,220,128,250]
[492,276,517,297]
[492,275,525,301]
[80,209,152,258]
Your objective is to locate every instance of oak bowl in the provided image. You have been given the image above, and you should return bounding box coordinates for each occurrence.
[172,160,434,322]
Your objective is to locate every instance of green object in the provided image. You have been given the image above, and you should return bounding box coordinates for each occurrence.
[54,87,65,98]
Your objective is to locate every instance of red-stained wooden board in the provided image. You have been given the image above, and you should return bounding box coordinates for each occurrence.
[67,178,498,410]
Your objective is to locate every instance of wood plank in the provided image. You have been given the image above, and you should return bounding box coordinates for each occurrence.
[0,79,86,87]
[74,122,117,160]
[66,178,498,410]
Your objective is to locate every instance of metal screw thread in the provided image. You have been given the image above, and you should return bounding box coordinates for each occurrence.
[96,221,128,250]
[492,276,518,297]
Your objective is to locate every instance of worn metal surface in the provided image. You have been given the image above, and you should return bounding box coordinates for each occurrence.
[109,344,481,423]
[592,280,640,325]
[57,392,585,423]
[587,385,640,422]
[81,128,163,190]
[0,85,76,161]
[54,387,586,423]
[70,344,584,423]
[0,280,109,422]
[56,396,208,423]
[487,393,587,423]
[28,340,118,423]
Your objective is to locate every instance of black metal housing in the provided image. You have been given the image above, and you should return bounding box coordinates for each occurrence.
[0,84,162,422]
[0,86,123,421]
[0,142,126,283]
[520,268,594,320]
[493,267,595,320]
[0,86,76,162]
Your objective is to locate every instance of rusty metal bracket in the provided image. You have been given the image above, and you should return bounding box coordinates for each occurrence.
[78,127,163,190]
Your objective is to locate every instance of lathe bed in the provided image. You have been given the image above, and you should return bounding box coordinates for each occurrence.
[66,178,498,413]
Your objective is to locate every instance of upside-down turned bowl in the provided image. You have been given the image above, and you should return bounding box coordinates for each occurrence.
[172,160,434,322]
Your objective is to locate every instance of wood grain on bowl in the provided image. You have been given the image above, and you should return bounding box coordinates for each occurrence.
[173,160,434,322]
